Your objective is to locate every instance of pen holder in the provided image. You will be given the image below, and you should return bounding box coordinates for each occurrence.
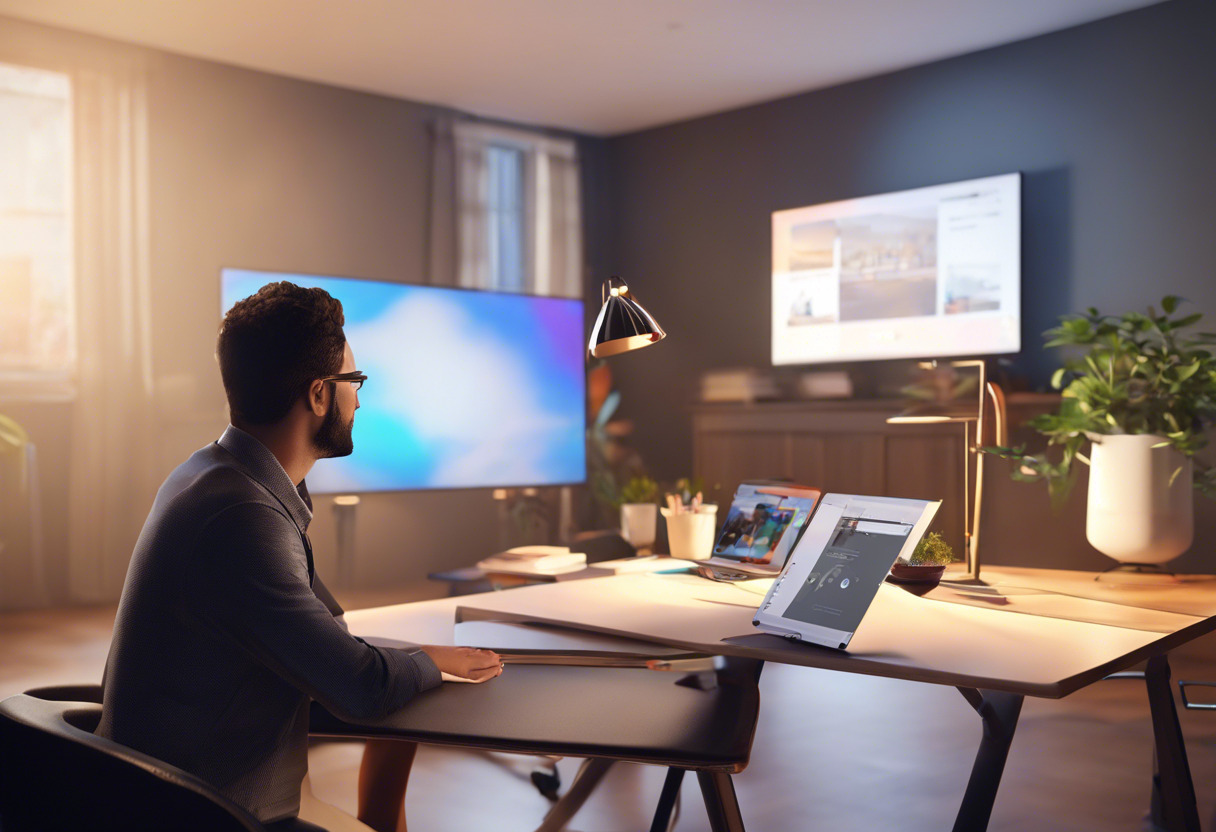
[662,505,717,560]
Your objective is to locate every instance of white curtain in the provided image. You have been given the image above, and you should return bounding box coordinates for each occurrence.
[0,419,45,608]
[66,57,156,602]
[0,22,157,603]
[430,119,583,298]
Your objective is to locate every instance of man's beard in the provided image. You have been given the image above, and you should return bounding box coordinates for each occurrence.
[313,393,354,458]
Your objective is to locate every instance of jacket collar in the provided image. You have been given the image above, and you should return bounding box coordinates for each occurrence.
[216,425,313,532]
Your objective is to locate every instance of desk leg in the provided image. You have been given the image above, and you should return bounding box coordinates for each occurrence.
[534,757,613,832]
[649,768,685,832]
[953,688,1023,832]
[1145,654,1201,832]
[696,771,746,832]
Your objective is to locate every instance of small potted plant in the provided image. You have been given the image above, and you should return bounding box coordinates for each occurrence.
[987,297,1216,568]
[619,475,660,554]
[888,532,955,586]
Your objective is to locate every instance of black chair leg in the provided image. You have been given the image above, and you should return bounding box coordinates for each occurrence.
[697,770,746,832]
[649,767,685,832]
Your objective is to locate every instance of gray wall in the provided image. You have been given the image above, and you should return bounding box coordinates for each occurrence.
[607,0,1216,473]
[605,0,1216,570]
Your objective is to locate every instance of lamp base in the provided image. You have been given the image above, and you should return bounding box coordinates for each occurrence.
[938,564,994,588]
[940,575,994,589]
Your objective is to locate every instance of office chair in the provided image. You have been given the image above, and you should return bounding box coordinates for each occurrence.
[19,658,762,832]
[0,692,266,832]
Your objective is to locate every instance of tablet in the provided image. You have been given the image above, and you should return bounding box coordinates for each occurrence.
[752,493,940,650]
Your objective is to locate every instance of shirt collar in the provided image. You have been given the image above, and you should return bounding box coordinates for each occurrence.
[217,425,314,532]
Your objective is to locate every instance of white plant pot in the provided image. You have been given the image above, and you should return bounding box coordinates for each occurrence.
[1086,434,1193,565]
[620,503,657,550]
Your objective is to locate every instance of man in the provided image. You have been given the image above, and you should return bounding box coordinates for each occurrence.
[99,281,501,830]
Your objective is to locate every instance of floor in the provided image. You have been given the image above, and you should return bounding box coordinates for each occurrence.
[5,585,1216,831]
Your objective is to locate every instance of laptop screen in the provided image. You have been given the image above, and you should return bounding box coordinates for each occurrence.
[710,483,821,569]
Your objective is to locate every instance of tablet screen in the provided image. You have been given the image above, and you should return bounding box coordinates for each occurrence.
[754,494,939,649]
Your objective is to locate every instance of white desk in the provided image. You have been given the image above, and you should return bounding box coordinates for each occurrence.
[346,566,1216,832]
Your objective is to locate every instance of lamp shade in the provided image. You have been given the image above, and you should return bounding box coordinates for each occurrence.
[588,276,666,358]
[886,400,979,424]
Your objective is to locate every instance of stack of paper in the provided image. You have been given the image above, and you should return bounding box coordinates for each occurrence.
[477,545,587,575]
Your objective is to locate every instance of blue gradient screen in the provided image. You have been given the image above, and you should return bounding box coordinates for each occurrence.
[221,269,586,493]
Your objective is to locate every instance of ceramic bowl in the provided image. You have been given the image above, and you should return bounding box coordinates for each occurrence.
[887,563,947,586]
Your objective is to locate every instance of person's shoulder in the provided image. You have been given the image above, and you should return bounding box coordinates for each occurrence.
[156,442,288,527]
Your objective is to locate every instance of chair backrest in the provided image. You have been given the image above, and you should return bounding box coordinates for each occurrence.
[0,694,265,832]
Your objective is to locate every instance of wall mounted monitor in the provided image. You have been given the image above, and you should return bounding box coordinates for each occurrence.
[221,269,586,493]
[771,173,1021,365]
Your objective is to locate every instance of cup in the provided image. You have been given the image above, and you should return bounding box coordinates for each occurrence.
[620,503,658,553]
[662,505,718,560]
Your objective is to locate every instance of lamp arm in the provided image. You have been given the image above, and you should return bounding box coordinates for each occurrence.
[984,381,1008,447]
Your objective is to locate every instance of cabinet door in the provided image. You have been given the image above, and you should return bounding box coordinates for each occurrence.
[791,434,885,495]
[885,433,966,554]
[695,432,791,509]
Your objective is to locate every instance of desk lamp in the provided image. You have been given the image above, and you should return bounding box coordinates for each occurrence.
[588,276,666,357]
[888,359,1007,583]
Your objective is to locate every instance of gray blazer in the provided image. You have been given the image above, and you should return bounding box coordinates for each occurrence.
[99,426,440,823]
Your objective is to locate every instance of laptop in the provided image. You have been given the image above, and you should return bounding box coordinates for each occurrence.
[752,493,940,650]
[696,482,822,580]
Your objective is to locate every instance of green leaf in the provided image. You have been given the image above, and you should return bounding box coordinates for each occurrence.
[1169,465,1186,488]
[1176,362,1201,382]
[595,390,620,428]
[1162,295,1179,314]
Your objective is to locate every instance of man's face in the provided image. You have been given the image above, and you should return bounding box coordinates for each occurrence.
[313,341,359,459]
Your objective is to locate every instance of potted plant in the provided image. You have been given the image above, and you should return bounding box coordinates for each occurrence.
[988,297,1216,567]
[586,361,648,529]
[619,475,660,553]
[889,532,955,585]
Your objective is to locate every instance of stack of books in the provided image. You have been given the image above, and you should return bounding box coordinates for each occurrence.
[700,368,780,403]
[477,545,587,576]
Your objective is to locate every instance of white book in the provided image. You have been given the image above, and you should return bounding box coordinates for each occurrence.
[477,545,587,575]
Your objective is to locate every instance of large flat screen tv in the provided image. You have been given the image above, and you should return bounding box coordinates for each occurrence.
[221,269,586,493]
[771,173,1020,365]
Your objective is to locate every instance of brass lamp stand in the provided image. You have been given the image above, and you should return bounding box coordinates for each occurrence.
[888,359,1007,583]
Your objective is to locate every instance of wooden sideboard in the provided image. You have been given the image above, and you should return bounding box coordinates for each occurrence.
[692,400,969,553]
[690,396,1216,575]
[689,395,1105,566]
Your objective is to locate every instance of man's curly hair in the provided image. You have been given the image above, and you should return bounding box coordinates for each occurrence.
[217,281,346,425]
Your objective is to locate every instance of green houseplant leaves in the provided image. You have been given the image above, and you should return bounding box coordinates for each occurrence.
[986,297,1216,504]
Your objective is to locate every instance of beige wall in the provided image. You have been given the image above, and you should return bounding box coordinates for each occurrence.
[143,47,503,589]
[0,16,602,605]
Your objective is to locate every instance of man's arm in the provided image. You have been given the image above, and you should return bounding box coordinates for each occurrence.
[311,570,450,676]
[190,501,442,722]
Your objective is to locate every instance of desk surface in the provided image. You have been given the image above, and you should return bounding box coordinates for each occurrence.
[427,566,1216,699]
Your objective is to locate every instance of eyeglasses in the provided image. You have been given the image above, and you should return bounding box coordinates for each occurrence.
[319,371,367,391]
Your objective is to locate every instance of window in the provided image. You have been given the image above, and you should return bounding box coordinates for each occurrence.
[0,62,74,388]
[451,122,582,298]
[486,143,526,293]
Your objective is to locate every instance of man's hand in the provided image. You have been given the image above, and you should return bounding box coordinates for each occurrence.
[419,645,503,682]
